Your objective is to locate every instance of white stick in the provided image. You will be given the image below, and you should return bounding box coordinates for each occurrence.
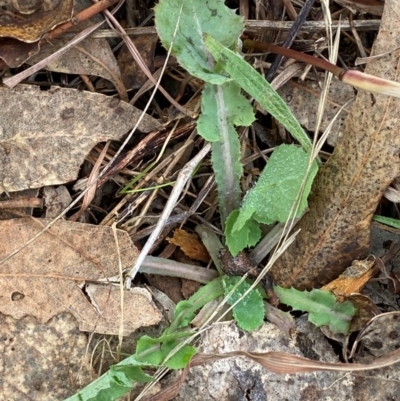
[125,143,211,287]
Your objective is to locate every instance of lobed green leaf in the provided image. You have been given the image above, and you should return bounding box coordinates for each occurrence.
[155,0,243,84]
[274,286,356,334]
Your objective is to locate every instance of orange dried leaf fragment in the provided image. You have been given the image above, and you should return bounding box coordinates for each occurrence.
[168,228,210,263]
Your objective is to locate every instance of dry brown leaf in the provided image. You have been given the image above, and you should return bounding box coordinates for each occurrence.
[0,0,73,42]
[118,34,158,90]
[27,0,125,93]
[0,85,162,192]
[167,228,210,263]
[29,38,124,88]
[0,312,93,400]
[271,0,400,289]
[0,38,40,67]
[0,218,162,335]
[278,79,354,146]
[346,294,378,333]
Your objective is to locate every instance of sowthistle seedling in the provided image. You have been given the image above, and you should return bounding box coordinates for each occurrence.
[66,0,400,399]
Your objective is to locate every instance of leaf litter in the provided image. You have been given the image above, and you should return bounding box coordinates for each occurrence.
[0,218,161,335]
[0,84,161,192]
[1,0,400,400]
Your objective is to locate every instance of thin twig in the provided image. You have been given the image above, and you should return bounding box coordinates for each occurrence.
[266,0,316,81]
[125,143,212,287]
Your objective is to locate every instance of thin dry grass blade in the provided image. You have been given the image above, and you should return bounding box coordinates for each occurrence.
[69,142,110,222]
[142,347,400,401]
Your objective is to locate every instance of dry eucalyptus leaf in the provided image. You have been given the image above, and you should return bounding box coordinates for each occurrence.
[0,85,162,192]
[29,38,123,88]
[278,79,355,146]
[0,218,162,335]
[0,312,93,400]
[271,0,400,289]
[28,0,123,89]
[0,0,73,42]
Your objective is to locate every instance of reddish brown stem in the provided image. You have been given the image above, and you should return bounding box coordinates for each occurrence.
[42,0,120,42]
[243,38,344,77]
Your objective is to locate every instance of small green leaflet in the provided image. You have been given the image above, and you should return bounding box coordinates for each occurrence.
[223,276,264,331]
[225,210,261,257]
[155,0,243,84]
[203,34,313,153]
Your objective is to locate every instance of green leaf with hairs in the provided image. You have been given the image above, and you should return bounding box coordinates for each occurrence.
[155,0,243,84]
[204,34,312,152]
[233,144,317,232]
[224,276,264,331]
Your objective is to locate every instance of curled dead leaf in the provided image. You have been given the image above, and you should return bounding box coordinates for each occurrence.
[0,0,74,42]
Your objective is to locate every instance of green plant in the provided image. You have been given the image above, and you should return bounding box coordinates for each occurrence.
[373,214,400,229]
[66,277,355,401]
[67,0,400,398]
